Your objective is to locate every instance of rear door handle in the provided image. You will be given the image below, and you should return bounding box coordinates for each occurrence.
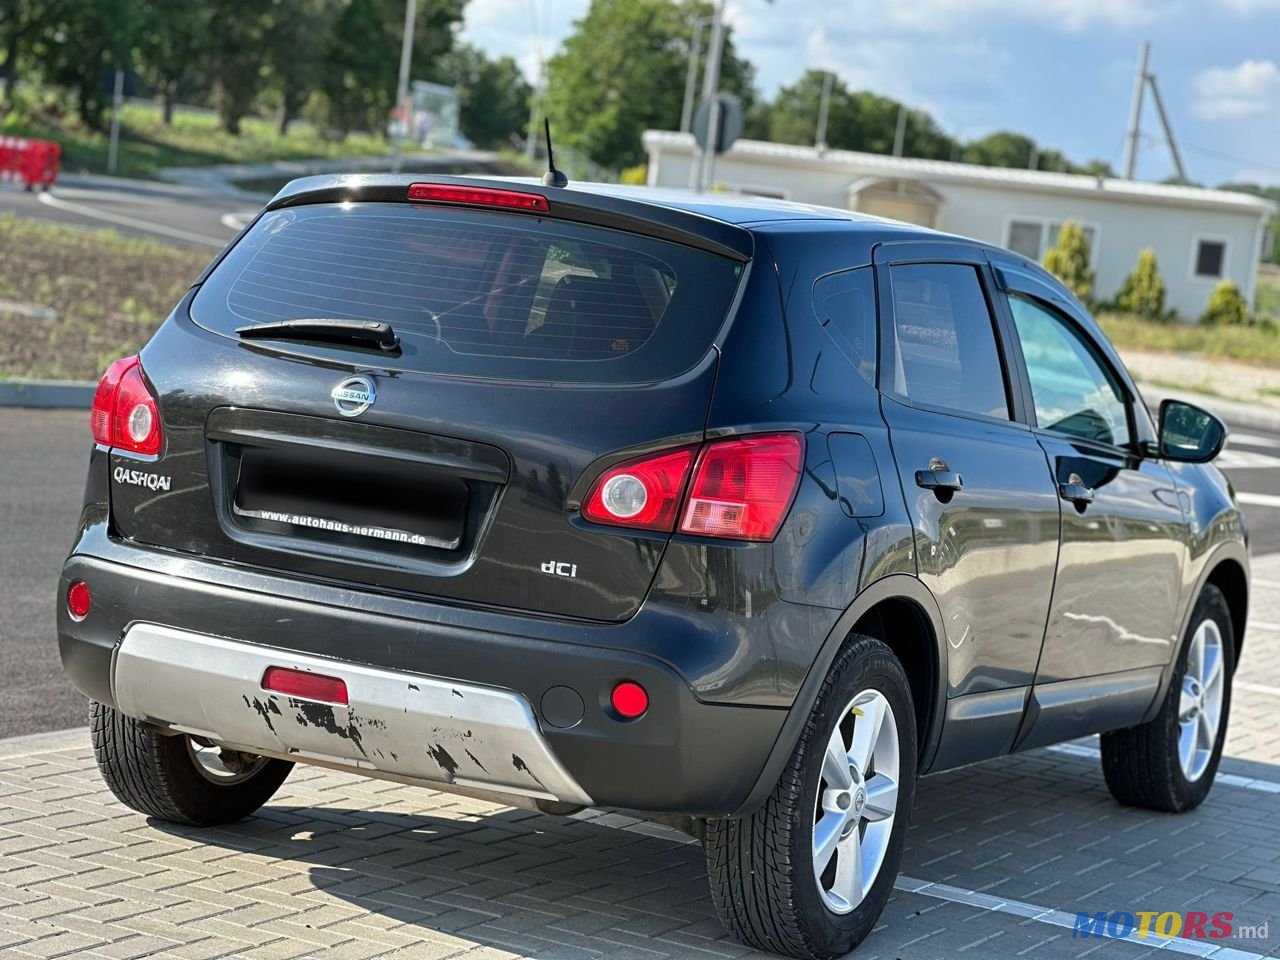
[915,458,964,493]
[1059,473,1095,506]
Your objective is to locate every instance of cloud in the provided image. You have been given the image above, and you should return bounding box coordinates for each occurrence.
[1193,59,1280,119]
[1215,0,1280,11]
[838,0,1168,32]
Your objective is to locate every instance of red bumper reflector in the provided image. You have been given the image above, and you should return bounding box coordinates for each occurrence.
[407,183,550,213]
[262,666,349,705]
[610,681,648,719]
[67,580,91,620]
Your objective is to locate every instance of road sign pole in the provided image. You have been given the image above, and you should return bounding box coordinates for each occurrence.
[390,0,417,174]
[107,67,124,175]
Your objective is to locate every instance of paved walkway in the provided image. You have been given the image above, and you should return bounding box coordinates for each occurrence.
[4,556,1280,959]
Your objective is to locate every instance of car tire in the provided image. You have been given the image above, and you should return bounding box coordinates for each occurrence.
[1100,584,1234,813]
[704,634,917,960]
[91,700,293,826]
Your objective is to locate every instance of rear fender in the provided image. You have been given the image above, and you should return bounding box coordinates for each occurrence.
[731,573,947,816]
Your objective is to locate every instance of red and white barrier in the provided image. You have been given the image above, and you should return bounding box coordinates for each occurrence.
[0,136,60,189]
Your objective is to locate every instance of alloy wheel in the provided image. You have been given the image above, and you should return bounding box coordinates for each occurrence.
[1177,618,1225,782]
[186,737,271,786]
[812,688,900,915]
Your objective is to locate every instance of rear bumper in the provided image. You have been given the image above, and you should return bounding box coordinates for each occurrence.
[114,624,595,806]
[58,545,789,816]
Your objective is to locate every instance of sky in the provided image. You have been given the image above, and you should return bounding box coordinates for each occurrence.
[459,0,1280,187]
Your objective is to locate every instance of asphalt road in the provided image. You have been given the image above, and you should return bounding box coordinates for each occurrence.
[2,406,1278,739]
[0,180,255,250]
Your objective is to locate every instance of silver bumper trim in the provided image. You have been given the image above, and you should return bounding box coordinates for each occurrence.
[112,623,592,806]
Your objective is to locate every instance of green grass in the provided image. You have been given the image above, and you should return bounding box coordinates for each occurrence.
[1097,311,1280,367]
[0,214,210,380]
[0,102,391,180]
[1256,267,1280,321]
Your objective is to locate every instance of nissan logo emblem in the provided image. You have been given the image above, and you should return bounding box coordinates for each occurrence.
[331,375,376,417]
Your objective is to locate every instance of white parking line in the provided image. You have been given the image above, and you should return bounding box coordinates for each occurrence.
[219,211,257,233]
[1248,619,1280,632]
[1049,741,1280,793]
[895,876,1268,959]
[1238,492,1280,510]
[37,190,227,248]
[1229,433,1280,450]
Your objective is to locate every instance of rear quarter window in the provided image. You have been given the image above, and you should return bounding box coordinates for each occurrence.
[814,267,876,385]
[191,203,744,384]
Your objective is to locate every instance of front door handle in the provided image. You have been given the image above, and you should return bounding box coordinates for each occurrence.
[1059,473,1095,506]
[915,458,964,493]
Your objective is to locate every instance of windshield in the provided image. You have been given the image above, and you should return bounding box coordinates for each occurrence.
[191,202,745,383]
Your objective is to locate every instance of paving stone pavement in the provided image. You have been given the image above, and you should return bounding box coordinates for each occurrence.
[4,559,1280,959]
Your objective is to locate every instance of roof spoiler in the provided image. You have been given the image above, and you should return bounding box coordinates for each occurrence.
[264,174,754,262]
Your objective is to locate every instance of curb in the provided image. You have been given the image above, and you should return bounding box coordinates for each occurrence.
[0,727,87,759]
[1137,382,1280,434]
[0,379,95,409]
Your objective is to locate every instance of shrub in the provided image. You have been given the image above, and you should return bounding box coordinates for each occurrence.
[1200,279,1250,327]
[619,164,648,186]
[1114,249,1167,322]
[1042,220,1095,305]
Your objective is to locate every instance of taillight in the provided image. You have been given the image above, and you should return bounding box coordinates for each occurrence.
[407,183,551,212]
[90,355,163,456]
[679,434,804,541]
[582,447,696,532]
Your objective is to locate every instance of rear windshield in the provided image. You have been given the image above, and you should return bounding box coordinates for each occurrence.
[190,202,745,383]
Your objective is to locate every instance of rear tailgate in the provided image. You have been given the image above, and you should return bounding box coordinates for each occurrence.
[109,188,750,622]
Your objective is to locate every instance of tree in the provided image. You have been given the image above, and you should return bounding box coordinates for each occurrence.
[766,71,956,159]
[1201,279,1250,326]
[543,0,758,170]
[0,0,65,113]
[434,43,530,149]
[963,131,1035,169]
[315,0,465,136]
[1042,220,1095,305]
[38,0,140,131]
[134,0,208,124]
[1115,249,1167,322]
[203,0,274,134]
[264,0,342,135]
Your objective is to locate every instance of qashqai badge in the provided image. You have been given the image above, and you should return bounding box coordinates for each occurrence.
[331,375,376,417]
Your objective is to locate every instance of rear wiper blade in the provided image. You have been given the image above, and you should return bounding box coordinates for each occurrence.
[236,318,400,353]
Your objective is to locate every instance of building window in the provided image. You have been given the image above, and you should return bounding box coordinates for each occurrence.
[1192,237,1227,279]
[1005,218,1098,264]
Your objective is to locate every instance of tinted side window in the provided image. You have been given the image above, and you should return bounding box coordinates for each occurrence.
[888,263,1010,420]
[1009,295,1132,448]
[814,267,876,385]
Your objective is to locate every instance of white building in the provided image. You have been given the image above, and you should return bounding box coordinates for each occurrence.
[643,131,1275,321]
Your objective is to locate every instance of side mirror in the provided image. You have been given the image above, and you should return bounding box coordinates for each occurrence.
[1157,399,1227,463]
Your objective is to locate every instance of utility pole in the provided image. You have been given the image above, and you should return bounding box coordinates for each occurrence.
[680,19,706,134]
[1146,71,1187,184]
[107,67,124,174]
[1122,41,1150,180]
[525,0,546,161]
[695,0,727,191]
[891,104,907,158]
[390,0,417,174]
[814,70,834,152]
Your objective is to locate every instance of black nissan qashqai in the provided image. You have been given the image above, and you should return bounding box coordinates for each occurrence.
[59,175,1248,959]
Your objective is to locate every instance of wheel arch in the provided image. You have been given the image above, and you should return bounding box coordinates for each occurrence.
[732,575,947,816]
[1205,556,1248,667]
[1141,541,1249,725]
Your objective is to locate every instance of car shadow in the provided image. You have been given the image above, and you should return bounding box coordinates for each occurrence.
[146,742,1280,958]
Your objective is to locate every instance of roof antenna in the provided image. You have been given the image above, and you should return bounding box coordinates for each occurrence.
[542,118,568,188]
